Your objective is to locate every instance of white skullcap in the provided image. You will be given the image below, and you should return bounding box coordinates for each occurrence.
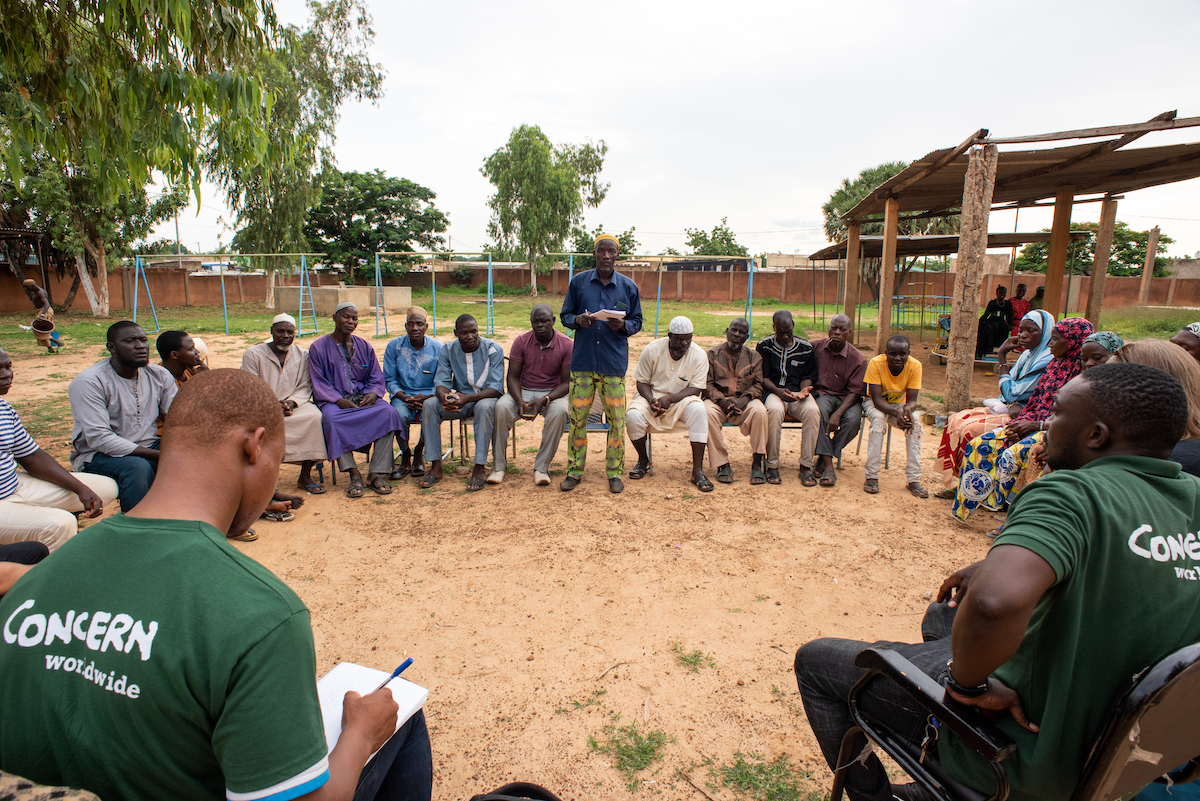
[272,313,297,327]
[333,301,358,315]
[669,316,694,335]
[192,336,208,364]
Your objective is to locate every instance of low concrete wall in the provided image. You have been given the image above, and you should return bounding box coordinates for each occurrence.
[275,286,412,318]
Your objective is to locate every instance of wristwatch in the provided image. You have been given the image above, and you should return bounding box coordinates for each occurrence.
[946,659,989,698]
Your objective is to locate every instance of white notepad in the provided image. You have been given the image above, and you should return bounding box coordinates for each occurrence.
[317,662,429,754]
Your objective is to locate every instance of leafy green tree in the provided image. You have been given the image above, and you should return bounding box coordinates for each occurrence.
[2,154,185,315]
[569,225,640,271]
[481,124,608,296]
[1014,221,1174,277]
[139,239,193,256]
[1,0,276,205]
[303,169,448,278]
[659,247,681,256]
[684,218,749,257]
[208,0,384,301]
[821,161,961,300]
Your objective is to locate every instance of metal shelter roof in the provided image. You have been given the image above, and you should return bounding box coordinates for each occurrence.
[808,231,1089,261]
[842,139,1200,223]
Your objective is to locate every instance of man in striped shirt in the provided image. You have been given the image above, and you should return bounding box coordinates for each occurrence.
[0,347,117,550]
[756,310,822,486]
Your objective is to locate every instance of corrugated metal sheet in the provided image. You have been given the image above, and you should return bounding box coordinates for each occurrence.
[842,141,1200,220]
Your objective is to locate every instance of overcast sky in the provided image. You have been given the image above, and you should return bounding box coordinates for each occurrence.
[156,0,1200,262]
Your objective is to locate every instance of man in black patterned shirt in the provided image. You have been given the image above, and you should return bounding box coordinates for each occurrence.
[756,310,821,486]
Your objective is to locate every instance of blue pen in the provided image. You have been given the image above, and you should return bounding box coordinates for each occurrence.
[372,658,413,693]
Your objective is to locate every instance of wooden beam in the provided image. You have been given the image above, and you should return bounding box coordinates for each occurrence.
[1139,226,1161,304]
[885,129,988,195]
[875,200,900,353]
[1073,148,1200,194]
[993,112,1177,190]
[1085,196,1118,326]
[945,145,999,412]
[1043,186,1075,319]
[979,112,1200,145]
[843,224,860,338]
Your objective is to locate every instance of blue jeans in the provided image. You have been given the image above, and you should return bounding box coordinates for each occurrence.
[794,602,956,801]
[353,709,433,801]
[390,399,423,452]
[83,443,159,512]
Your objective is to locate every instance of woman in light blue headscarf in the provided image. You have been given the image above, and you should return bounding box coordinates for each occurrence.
[936,309,1057,488]
[996,309,1055,403]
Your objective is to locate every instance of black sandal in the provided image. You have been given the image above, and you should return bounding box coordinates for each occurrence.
[629,462,653,480]
[766,468,781,485]
[691,473,714,492]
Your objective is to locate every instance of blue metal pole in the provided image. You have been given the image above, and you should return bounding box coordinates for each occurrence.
[141,259,160,332]
[745,256,755,338]
[132,257,141,324]
[375,253,382,338]
[430,259,437,335]
[487,253,494,336]
[220,258,229,334]
[568,253,574,284]
[654,265,663,338]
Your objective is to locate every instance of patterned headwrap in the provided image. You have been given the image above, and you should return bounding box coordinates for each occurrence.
[1186,322,1200,338]
[1014,316,1095,426]
[1083,330,1124,354]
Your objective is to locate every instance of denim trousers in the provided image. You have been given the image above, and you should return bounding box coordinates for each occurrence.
[353,709,434,801]
[793,602,956,801]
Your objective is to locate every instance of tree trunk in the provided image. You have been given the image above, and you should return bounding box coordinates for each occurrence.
[57,271,82,313]
[528,250,538,297]
[81,236,110,317]
[264,261,276,308]
[74,252,102,317]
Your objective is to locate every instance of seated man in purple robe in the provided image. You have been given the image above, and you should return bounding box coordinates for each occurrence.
[308,302,401,497]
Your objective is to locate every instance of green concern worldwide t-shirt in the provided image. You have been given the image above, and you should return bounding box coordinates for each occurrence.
[941,455,1200,801]
[0,515,330,801]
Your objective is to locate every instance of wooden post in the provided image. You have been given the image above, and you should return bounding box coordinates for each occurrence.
[1043,185,1075,319]
[1085,196,1118,325]
[945,144,999,412]
[1139,226,1161,304]
[875,198,900,353]
[843,223,860,339]
[1168,277,1178,305]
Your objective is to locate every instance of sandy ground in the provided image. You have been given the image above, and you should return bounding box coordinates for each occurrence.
[6,319,999,801]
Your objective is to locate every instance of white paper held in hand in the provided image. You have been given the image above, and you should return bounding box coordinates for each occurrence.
[317,662,429,755]
[591,309,626,321]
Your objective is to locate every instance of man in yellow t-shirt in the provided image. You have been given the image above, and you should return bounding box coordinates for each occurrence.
[863,335,927,497]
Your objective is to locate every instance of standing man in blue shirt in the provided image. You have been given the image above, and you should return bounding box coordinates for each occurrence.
[382,306,443,479]
[559,233,643,494]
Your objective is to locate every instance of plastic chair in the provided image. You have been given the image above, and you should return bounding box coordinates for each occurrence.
[829,643,1200,801]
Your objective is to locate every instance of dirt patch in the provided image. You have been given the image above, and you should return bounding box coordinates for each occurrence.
[5,329,999,800]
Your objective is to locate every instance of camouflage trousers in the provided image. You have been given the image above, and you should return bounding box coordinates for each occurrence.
[566,371,626,479]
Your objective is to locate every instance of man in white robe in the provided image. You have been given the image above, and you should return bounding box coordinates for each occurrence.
[241,314,328,494]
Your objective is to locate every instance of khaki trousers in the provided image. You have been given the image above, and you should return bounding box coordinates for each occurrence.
[704,399,767,469]
[764,393,821,469]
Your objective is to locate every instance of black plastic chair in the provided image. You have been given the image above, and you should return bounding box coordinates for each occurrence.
[830,643,1200,801]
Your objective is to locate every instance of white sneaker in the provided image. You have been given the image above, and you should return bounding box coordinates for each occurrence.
[533,471,551,486]
[487,470,505,484]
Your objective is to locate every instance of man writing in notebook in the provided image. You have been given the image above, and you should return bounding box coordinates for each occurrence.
[0,369,433,801]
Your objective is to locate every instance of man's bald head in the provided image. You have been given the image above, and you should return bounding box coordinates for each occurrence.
[772,310,793,328]
[162,369,284,453]
[830,313,851,328]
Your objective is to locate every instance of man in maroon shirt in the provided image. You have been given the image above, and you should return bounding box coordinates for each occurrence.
[491,304,574,486]
[811,314,866,486]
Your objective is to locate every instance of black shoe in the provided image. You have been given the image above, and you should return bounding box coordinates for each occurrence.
[608,477,624,494]
[716,464,734,483]
[892,783,936,801]
[560,475,581,492]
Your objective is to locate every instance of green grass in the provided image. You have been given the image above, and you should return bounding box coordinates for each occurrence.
[672,641,716,673]
[555,687,607,714]
[712,752,820,801]
[1092,306,1199,341]
[587,722,671,792]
